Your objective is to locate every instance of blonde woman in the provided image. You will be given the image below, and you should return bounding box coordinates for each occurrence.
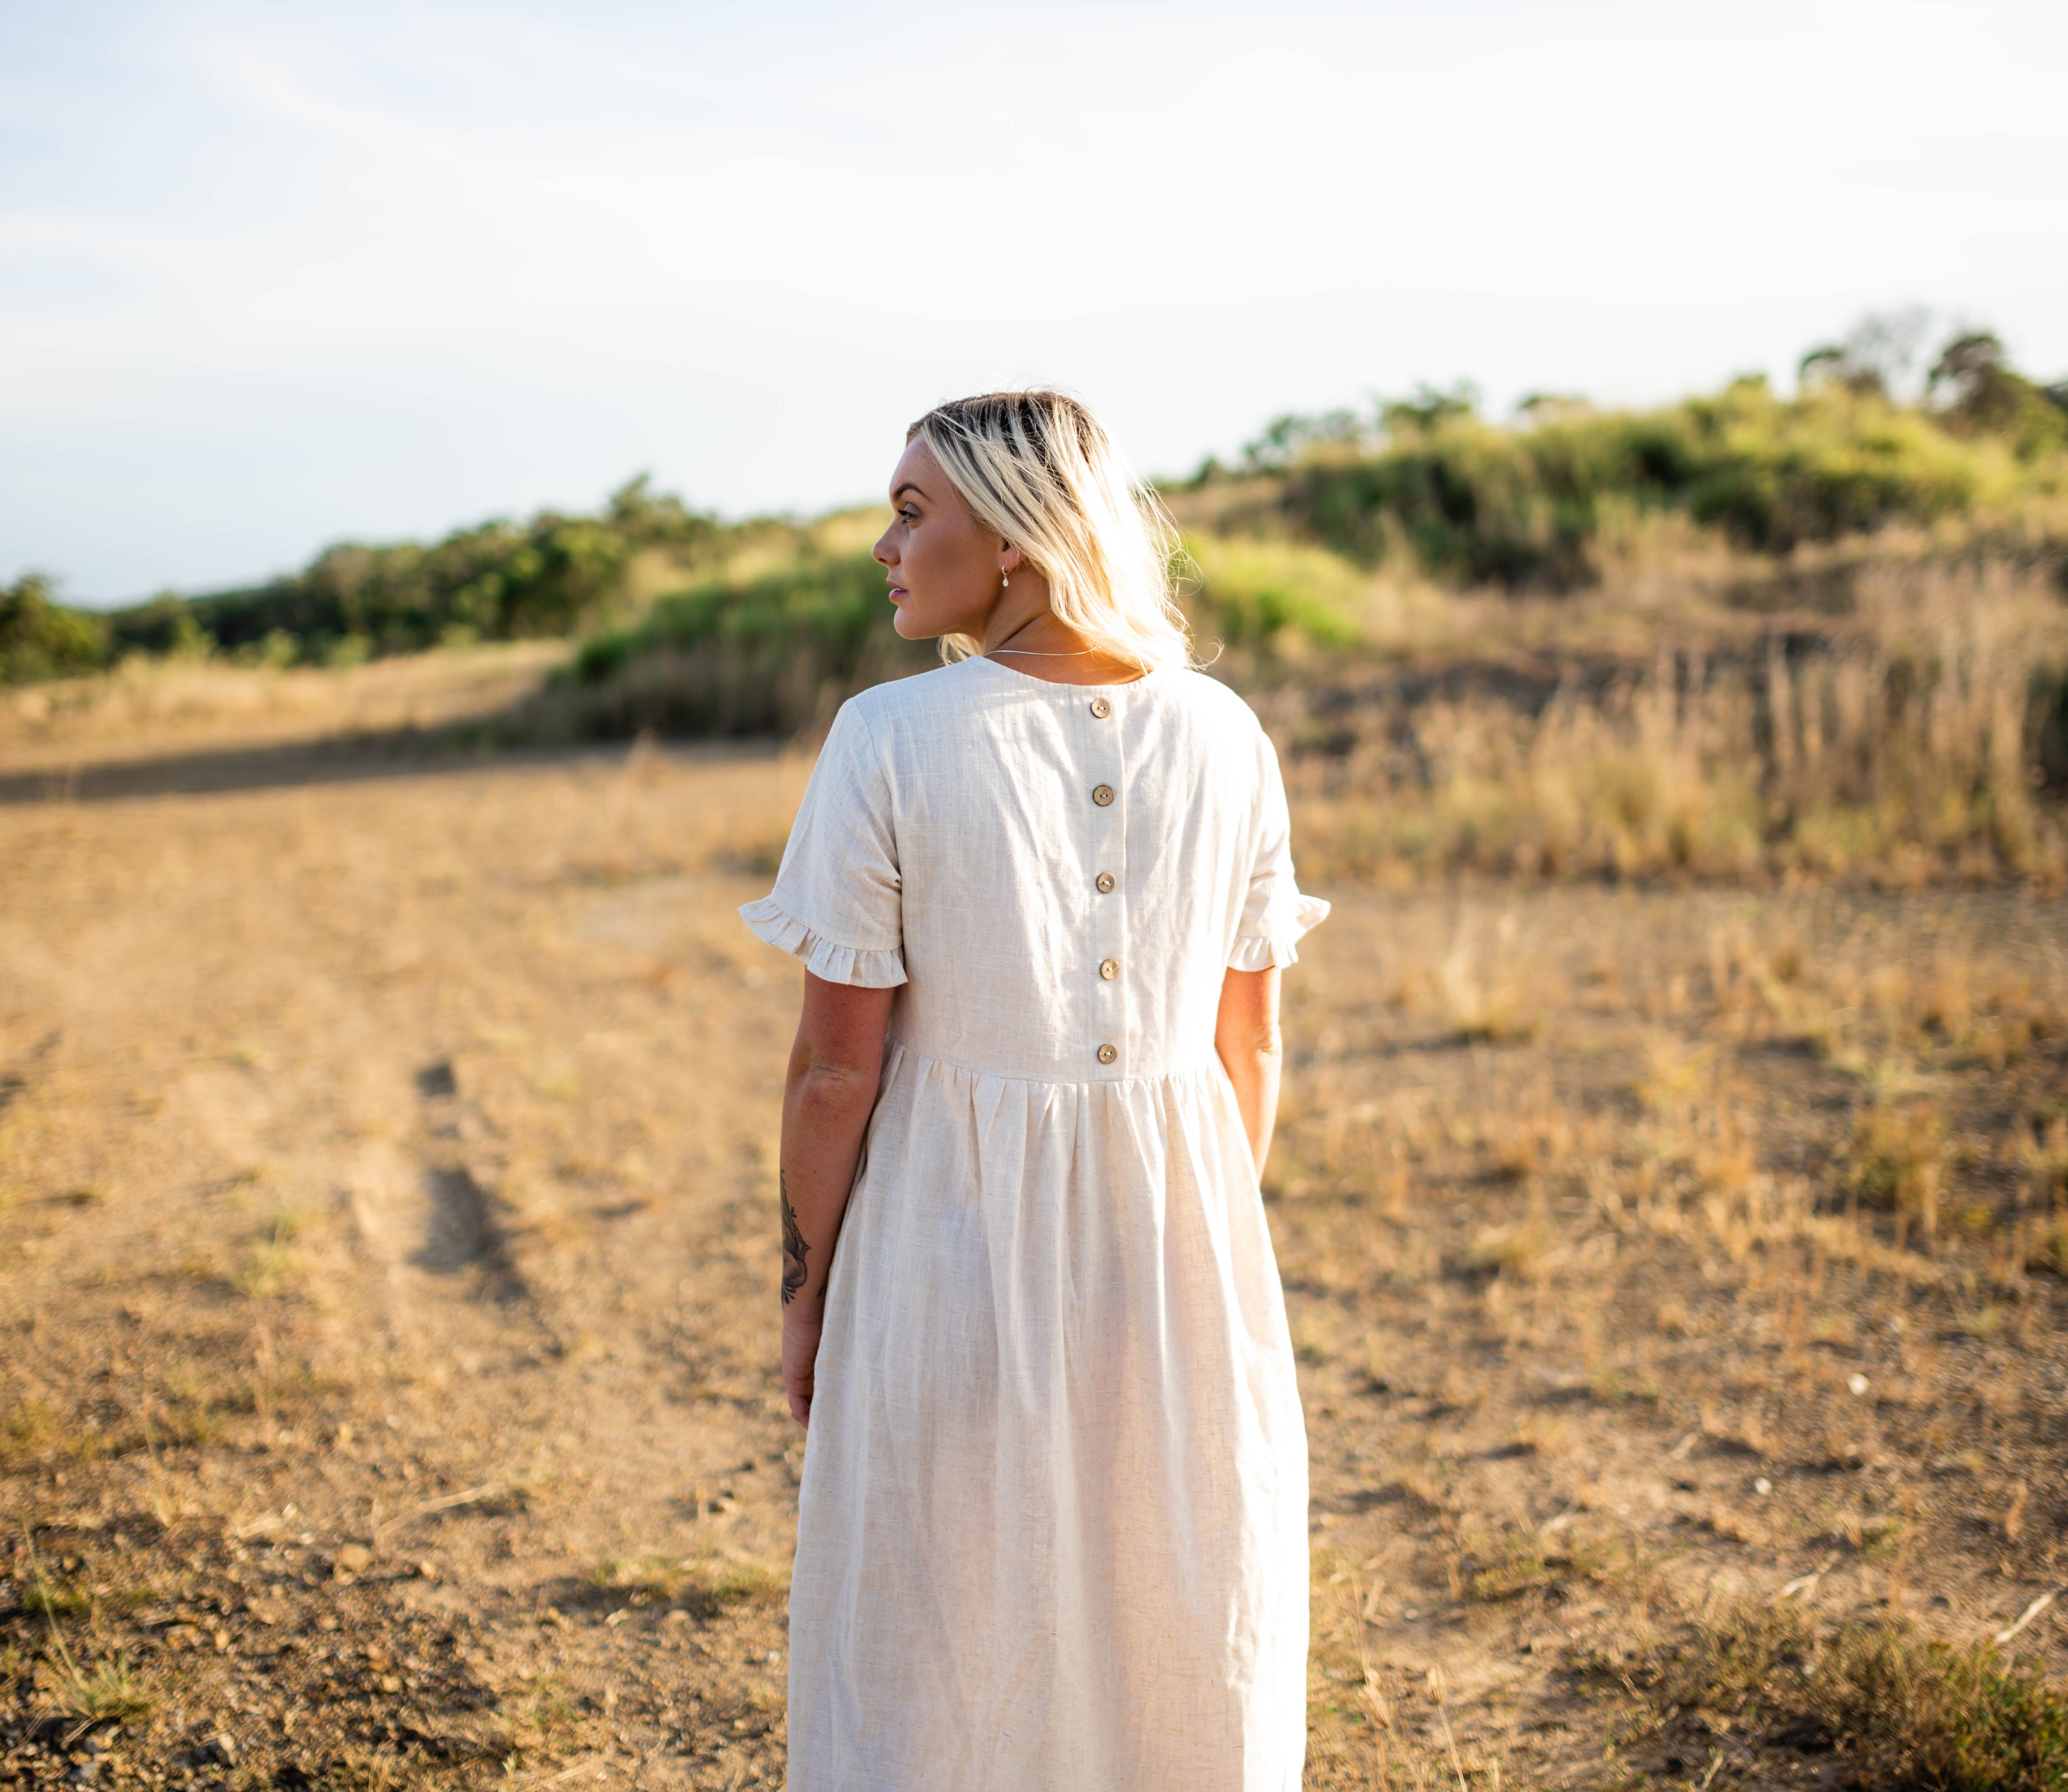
[741,391,1327,1790]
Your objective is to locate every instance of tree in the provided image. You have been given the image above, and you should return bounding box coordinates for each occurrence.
[0,574,108,684]
[1239,409,1367,474]
[1926,329,2068,456]
[1381,382,1480,436]
[1798,306,1934,401]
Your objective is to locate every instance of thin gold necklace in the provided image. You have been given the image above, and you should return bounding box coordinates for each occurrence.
[988,614,1094,659]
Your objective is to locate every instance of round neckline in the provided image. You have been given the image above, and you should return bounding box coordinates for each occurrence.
[973,653,1168,693]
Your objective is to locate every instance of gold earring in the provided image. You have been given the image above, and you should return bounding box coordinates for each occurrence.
[1001,568,1010,588]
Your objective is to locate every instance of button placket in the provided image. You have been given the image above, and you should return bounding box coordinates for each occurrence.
[1084,691,1129,1071]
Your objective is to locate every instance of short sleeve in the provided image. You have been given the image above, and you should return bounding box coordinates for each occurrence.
[1229,728,1329,971]
[738,701,907,988]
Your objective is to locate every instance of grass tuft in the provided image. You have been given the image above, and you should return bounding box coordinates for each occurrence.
[587,1548,785,1616]
[0,1398,57,1463]
[1616,1604,2068,1792]
[1466,1222,1552,1277]
[1821,1626,2068,1792]
[1461,1528,1616,1603]
[58,1655,158,1726]
[1850,1099,1946,1239]
[2025,1216,2068,1277]
[23,1574,93,1619]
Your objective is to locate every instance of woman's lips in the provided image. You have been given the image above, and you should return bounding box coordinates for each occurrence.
[888,586,907,603]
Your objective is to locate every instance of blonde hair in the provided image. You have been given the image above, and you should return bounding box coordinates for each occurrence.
[907,390,1194,672]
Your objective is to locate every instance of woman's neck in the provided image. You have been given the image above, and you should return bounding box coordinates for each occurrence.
[980,591,1145,687]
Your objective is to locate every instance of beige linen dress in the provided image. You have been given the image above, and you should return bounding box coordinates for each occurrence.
[740,655,1327,1792]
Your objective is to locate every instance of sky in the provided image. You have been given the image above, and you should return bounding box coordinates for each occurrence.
[4,0,2067,604]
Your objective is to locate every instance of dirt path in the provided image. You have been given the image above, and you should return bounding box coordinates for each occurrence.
[3,723,2065,1789]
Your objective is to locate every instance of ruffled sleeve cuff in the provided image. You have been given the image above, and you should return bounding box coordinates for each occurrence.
[739,896,908,989]
[1228,890,1331,970]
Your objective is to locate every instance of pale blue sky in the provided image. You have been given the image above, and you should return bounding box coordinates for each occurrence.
[5,0,2066,602]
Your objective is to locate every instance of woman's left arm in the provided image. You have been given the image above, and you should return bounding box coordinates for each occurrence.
[779,970,897,1426]
[1215,965,1283,1176]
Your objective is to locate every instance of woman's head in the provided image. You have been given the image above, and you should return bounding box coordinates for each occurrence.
[873,390,1193,672]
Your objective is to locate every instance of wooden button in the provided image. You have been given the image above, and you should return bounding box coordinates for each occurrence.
[1089,697,1112,719]
[1096,1043,1118,1065]
[1099,958,1119,981]
[1095,871,1115,894]
[1092,784,1115,807]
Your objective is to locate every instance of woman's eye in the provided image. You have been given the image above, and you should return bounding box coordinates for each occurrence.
[899,508,919,524]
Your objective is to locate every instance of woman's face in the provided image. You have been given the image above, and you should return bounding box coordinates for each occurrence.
[874,437,1010,641]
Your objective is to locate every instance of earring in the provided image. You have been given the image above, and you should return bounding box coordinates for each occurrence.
[1001,569,1010,588]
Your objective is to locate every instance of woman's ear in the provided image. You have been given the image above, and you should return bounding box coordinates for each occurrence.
[998,541,1023,575]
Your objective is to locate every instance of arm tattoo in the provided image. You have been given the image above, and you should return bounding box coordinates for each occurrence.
[780,1171,808,1306]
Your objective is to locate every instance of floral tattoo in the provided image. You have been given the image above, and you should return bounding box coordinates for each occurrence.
[781,1171,808,1305]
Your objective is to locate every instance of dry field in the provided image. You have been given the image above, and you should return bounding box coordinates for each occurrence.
[3,654,2067,1792]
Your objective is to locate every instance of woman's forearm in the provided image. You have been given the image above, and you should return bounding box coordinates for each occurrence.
[780,1053,880,1315]
[1217,1035,1281,1173]
[778,972,895,1311]
[1215,965,1283,1176]
[775,974,893,1430]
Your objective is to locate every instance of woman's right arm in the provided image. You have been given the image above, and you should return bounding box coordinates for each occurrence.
[779,970,896,1426]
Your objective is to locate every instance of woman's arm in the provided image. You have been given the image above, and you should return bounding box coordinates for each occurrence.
[779,970,896,1426]
[1215,965,1283,1176]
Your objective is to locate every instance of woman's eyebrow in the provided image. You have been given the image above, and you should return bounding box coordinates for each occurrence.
[890,481,929,503]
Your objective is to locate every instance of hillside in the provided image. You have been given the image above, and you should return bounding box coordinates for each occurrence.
[8,326,2068,889]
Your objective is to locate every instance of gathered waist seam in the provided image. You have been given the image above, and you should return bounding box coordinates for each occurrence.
[883,1036,1224,1090]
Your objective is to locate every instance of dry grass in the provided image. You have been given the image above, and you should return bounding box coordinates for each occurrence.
[588,1549,785,1616]
[1267,875,2068,1785]
[0,1399,56,1465]
[1275,556,2068,887]
[53,1656,158,1728]
[21,525,2068,895]
[0,639,569,776]
[1610,1600,2068,1792]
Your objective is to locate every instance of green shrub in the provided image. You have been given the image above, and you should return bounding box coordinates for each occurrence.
[1273,379,2057,590]
[562,531,1380,739]
[0,574,108,684]
[132,511,633,664]
[1279,385,1617,586]
[88,476,719,675]
[567,551,933,737]
[1182,535,1360,647]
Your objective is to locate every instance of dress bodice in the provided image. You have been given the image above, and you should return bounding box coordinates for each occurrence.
[742,657,1326,1084]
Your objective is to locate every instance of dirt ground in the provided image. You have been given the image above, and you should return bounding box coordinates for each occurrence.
[3,666,2066,1790]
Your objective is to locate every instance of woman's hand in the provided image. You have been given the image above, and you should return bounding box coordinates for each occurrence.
[782,1304,825,1427]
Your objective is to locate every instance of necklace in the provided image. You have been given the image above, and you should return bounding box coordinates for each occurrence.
[988,613,1095,659]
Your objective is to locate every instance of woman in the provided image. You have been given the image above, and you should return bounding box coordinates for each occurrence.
[740,391,1327,1791]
